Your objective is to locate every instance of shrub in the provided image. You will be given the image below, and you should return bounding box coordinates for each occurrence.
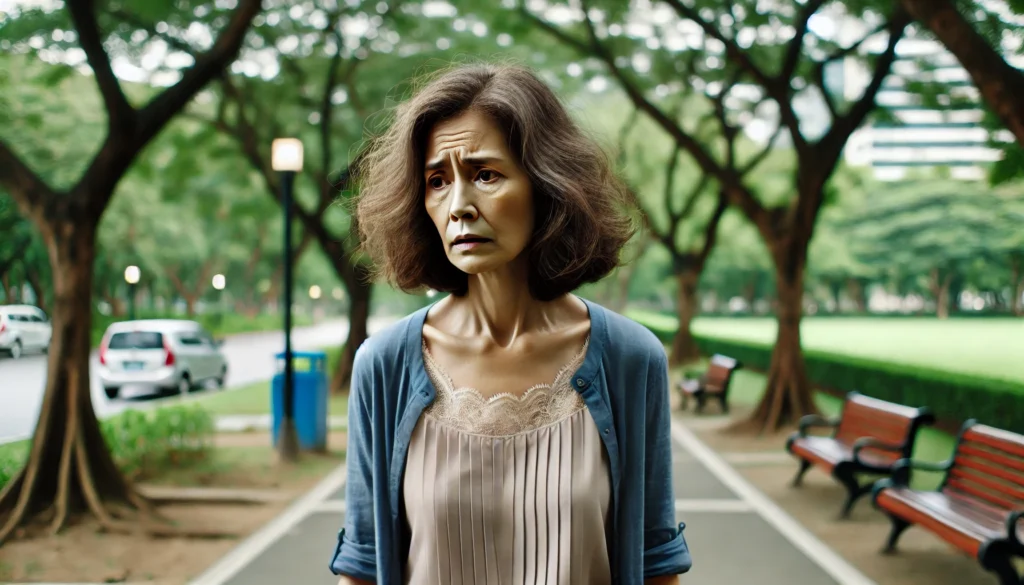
[0,404,215,490]
[634,313,1024,433]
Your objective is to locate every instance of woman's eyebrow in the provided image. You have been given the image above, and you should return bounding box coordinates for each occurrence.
[425,153,503,171]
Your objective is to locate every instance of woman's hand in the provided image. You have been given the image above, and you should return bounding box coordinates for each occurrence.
[646,576,680,584]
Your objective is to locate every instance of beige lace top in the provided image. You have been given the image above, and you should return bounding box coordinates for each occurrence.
[402,338,612,585]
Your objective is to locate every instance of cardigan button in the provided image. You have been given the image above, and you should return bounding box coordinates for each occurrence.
[575,378,585,387]
[604,428,610,435]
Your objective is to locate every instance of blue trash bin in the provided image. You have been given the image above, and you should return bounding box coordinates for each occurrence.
[271,350,328,452]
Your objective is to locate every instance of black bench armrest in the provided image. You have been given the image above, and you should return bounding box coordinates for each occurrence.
[796,414,838,438]
[851,437,904,464]
[1006,510,1024,548]
[889,457,953,487]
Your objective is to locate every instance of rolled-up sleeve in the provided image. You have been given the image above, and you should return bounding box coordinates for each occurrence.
[642,348,693,579]
[329,345,378,580]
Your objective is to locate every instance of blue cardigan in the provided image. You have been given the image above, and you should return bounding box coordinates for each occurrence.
[328,298,692,584]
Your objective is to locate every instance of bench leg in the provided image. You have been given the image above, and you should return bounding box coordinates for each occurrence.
[695,394,707,414]
[985,556,1020,585]
[980,546,1022,585]
[718,393,729,413]
[792,459,812,487]
[835,468,873,518]
[881,515,911,554]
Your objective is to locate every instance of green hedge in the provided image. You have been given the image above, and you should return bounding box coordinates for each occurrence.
[0,404,214,491]
[636,315,1024,434]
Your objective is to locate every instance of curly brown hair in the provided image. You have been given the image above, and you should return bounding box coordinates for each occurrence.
[351,62,638,302]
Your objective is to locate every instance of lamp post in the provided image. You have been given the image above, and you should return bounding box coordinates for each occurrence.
[212,274,226,330]
[272,137,303,462]
[124,265,140,320]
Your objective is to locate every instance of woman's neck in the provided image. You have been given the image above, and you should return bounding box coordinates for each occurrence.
[438,261,574,348]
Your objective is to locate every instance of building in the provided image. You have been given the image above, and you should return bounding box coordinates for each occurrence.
[841,25,1020,181]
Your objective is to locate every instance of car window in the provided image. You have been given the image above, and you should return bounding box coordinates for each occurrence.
[178,334,204,346]
[26,315,42,323]
[107,331,164,350]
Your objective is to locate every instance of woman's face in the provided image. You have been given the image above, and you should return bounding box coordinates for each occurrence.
[423,109,534,276]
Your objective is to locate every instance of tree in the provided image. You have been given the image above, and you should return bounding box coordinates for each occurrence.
[0,0,261,540]
[521,1,909,432]
[616,107,731,364]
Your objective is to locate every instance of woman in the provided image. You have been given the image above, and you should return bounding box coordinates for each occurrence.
[330,63,691,585]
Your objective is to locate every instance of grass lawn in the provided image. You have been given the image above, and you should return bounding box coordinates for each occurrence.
[633,310,1024,384]
[194,380,350,418]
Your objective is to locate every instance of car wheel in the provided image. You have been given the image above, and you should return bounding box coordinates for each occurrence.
[177,375,191,395]
[104,386,120,400]
[9,341,22,360]
[215,366,228,389]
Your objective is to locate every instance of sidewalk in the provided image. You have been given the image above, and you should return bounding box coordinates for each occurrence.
[187,417,876,585]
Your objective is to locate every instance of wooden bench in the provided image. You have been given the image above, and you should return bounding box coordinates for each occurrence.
[872,420,1024,585]
[676,354,741,413]
[785,391,935,517]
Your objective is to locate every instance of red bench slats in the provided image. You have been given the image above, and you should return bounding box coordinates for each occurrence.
[787,392,933,517]
[964,426,1024,459]
[953,455,1024,494]
[873,420,1024,584]
[958,444,1024,474]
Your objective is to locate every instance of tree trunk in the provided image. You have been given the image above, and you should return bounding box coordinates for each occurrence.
[668,267,701,366]
[330,269,372,394]
[184,295,197,317]
[2,273,15,304]
[742,241,819,434]
[0,220,148,542]
[1011,254,1023,317]
[930,268,953,320]
[846,277,867,312]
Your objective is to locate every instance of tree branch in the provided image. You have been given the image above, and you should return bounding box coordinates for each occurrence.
[0,141,60,223]
[810,20,890,118]
[780,0,827,83]
[902,0,1024,145]
[66,0,134,131]
[823,10,910,163]
[73,0,262,219]
[696,191,729,269]
[662,0,807,151]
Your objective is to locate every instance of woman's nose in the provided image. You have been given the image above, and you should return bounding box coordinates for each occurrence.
[448,180,479,222]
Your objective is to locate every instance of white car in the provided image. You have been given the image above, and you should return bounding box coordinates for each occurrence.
[0,304,52,359]
[97,319,228,400]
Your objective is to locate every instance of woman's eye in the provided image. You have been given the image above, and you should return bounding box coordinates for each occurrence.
[428,176,446,190]
[477,170,497,183]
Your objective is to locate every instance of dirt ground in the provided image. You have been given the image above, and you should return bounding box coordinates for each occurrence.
[0,430,347,584]
[677,405,996,585]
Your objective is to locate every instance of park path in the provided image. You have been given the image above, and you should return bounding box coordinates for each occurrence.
[187,416,876,585]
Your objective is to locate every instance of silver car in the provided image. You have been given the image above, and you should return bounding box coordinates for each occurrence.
[0,304,52,359]
[97,319,228,400]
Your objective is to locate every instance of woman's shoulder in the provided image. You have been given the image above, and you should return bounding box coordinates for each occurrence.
[587,301,666,364]
[352,305,428,371]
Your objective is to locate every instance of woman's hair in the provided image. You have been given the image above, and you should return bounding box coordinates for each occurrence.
[350,62,638,301]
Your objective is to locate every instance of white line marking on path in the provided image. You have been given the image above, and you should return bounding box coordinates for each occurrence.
[188,466,347,585]
[670,419,878,585]
[674,499,753,513]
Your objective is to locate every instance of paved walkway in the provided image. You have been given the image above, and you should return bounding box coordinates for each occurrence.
[187,418,877,585]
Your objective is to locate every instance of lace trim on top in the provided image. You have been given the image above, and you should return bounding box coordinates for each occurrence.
[421,337,590,437]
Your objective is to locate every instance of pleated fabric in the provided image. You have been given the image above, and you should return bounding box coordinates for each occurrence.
[402,342,612,585]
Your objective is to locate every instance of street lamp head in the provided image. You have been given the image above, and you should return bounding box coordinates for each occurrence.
[124,265,141,285]
[271,138,304,172]
[212,274,226,291]
[309,285,322,300]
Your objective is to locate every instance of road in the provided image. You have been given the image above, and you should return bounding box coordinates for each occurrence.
[0,317,396,445]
